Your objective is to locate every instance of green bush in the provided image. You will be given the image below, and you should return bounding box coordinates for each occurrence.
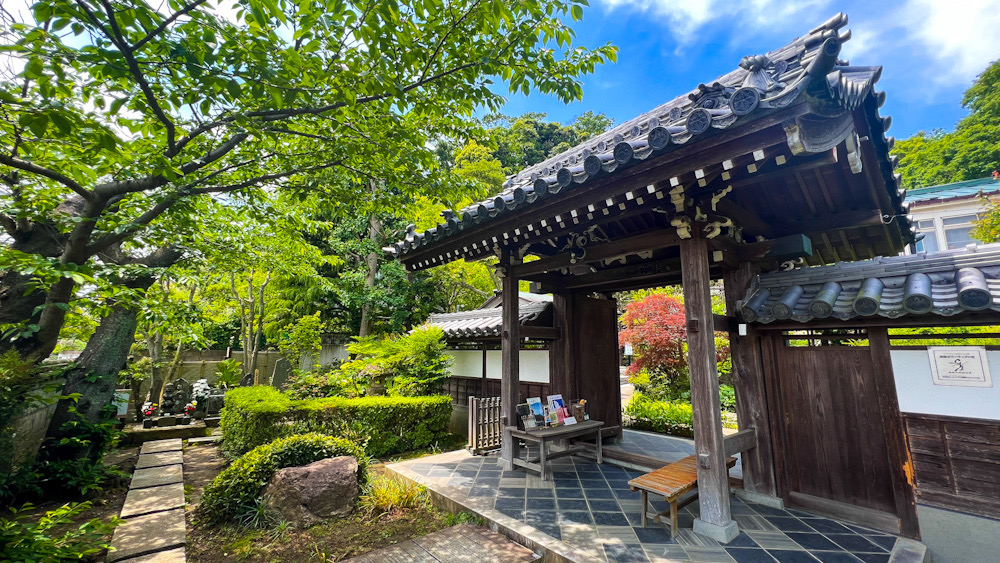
[359,474,429,517]
[341,326,451,397]
[719,384,736,413]
[221,386,453,459]
[623,393,695,437]
[198,433,368,526]
[0,501,120,562]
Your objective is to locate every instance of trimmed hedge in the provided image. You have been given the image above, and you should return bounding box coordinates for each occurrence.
[623,393,695,438]
[221,386,453,459]
[198,433,367,525]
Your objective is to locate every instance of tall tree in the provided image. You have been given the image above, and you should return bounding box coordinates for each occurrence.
[0,0,617,364]
[894,60,1000,189]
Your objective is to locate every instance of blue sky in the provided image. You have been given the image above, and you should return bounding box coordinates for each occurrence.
[495,0,1000,140]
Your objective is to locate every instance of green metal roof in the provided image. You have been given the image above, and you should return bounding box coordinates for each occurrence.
[908,177,1000,203]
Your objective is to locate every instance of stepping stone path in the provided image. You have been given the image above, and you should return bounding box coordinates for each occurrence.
[109,439,188,562]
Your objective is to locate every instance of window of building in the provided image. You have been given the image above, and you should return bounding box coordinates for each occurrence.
[915,219,939,252]
[942,214,980,249]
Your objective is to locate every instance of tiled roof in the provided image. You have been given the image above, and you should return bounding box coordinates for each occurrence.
[426,301,550,339]
[907,177,1000,204]
[739,244,1000,324]
[387,13,902,265]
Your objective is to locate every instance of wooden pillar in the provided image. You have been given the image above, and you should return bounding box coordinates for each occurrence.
[499,255,520,470]
[548,293,577,402]
[680,226,738,542]
[868,326,921,539]
[723,262,779,501]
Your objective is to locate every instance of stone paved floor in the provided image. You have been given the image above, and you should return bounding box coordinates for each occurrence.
[391,447,902,563]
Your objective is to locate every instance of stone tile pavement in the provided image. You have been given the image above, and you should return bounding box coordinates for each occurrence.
[109,438,187,562]
[389,445,906,563]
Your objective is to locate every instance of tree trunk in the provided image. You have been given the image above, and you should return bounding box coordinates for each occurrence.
[146,330,165,408]
[42,302,141,461]
[41,246,183,463]
[358,209,381,338]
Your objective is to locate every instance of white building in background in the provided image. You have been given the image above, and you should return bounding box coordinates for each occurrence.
[906,176,1000,253]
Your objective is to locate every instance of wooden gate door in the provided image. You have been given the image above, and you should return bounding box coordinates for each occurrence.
[763,329,916,535]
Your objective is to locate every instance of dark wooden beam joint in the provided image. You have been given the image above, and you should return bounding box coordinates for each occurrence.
[519,326,561,340]
[688,319,701,333]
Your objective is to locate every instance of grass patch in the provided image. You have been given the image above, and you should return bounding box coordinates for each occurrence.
[188,506,453,562]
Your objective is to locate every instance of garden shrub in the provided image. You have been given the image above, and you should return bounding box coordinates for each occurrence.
[0,501,120,562]
[221,386,453,459]
[340,326,451,397]
[198,433,368,526]
[623,393,695,437]
[719,384,736,413]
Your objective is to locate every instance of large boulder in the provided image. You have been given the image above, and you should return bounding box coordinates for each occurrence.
[263,456,359,526]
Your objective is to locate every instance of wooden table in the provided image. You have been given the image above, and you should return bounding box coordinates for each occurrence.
[508,420,603,481]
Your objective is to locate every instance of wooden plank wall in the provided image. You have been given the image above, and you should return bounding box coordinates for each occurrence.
[903,412,1000,520]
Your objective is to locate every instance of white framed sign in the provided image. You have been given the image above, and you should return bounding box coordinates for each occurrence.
[928,346,993,387]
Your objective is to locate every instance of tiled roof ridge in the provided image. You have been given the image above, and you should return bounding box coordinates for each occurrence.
[488,13,850,193]
[387,13,891,263]
[740,243,1000,324]
[428,300,549,322]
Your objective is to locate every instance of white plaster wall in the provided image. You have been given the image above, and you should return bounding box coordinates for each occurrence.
[445,349,550,383]
[890,349,1000,421]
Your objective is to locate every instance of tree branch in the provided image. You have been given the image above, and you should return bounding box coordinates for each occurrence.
[0,212,16,236]
[187,160,343,195]
[95,0,177,150]
[95,132,249,198]
[0,153,93,200]
[129,0,208,52]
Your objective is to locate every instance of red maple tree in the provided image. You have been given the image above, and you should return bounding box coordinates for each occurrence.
[619,293,730,380]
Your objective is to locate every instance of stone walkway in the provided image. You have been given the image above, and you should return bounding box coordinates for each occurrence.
[345,523,539,562]
[108,439,187,562]
[389,449,923,562]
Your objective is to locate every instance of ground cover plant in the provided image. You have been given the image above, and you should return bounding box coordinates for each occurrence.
[198,433,368,526]
[221,386,452,458]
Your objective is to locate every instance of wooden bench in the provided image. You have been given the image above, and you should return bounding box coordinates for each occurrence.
[627,454,738,538]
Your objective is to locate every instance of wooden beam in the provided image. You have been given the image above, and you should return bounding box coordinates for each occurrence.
[723,262,779,498]
[511,230,680,278]
[723,428,758,457]
[731,234,814,262]
[499,253,520,470]
[540,258,681,290]
[681,226,736,539]
[713,314,736,333]
[519,326,561,340]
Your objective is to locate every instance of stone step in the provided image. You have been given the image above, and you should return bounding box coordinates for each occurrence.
[140,439,182,455]
[120,482,185,519]
[130,464,183,490]
[116,547,186,562]
[108,508,186,562]
[187,435,222,445]
[135,450,183,470]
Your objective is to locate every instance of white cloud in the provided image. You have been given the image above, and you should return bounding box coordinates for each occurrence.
[899,0,1000,84]
[597,0,832,46]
